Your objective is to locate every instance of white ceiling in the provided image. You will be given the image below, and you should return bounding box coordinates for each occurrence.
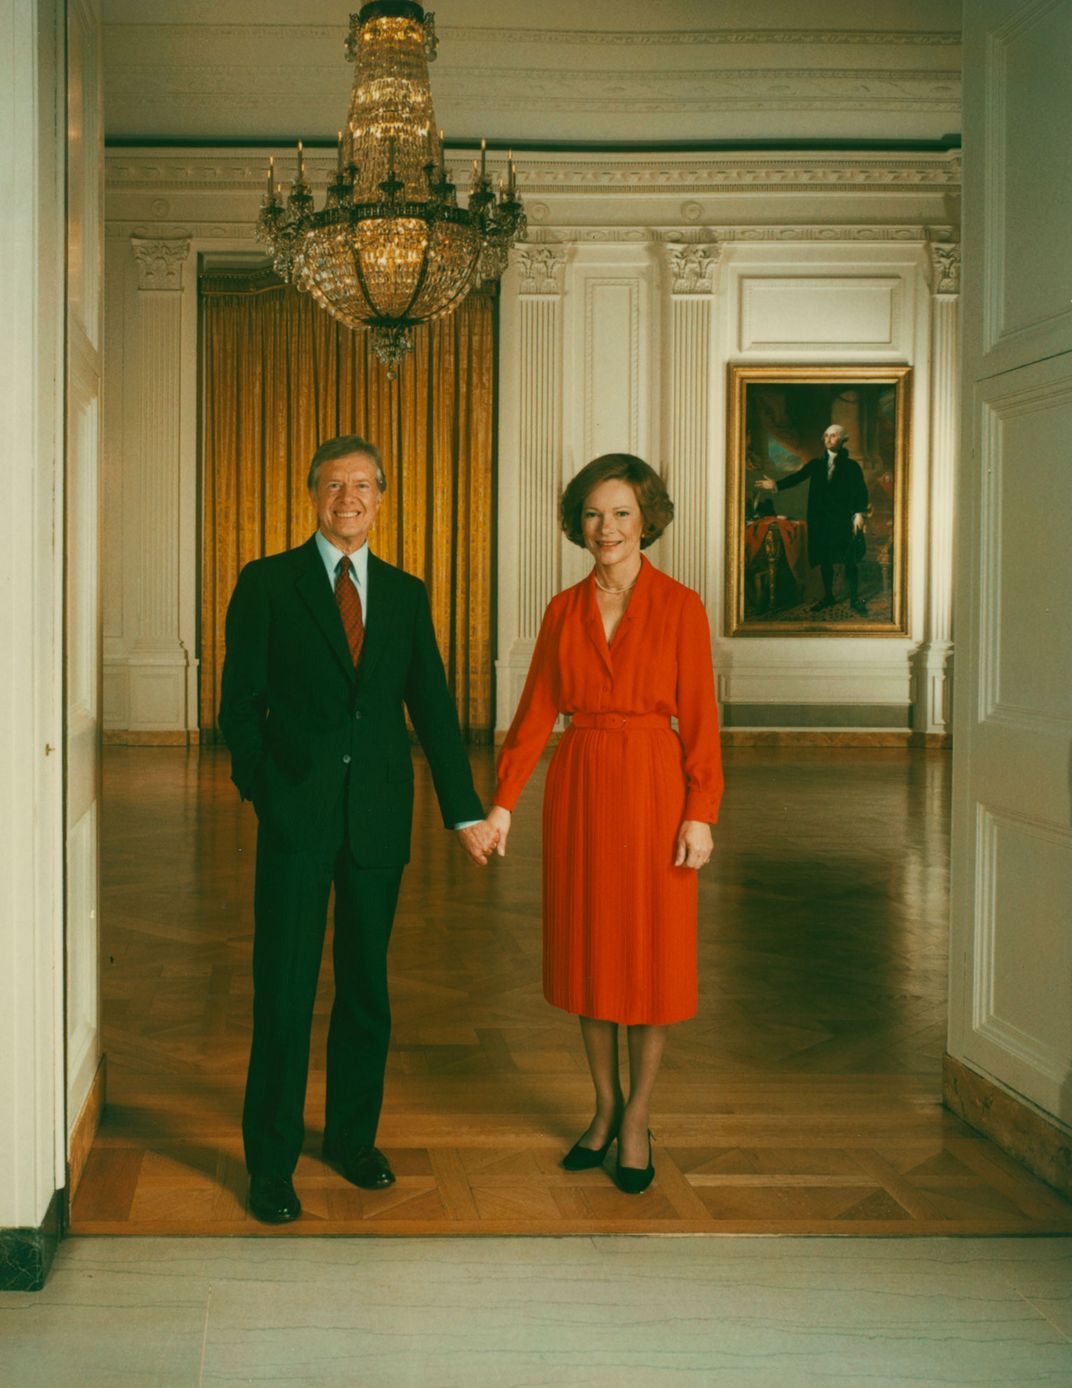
[102,0,962,147]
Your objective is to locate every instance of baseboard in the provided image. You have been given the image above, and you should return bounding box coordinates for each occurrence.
[103,729,199,747]
[0,1189,64,1291]
[943,1053,1072,1201]
[68,1053,106,1208]
[721,729,912,748]
[913,731,953,750]
[722,702,911,730]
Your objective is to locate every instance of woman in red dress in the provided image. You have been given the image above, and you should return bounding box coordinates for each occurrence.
[487,455,723,1193]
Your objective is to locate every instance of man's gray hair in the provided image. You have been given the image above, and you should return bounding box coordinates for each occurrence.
[825,423,847,443]
[307,435,386,491]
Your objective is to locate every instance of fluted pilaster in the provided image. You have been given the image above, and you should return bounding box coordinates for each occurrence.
[660,240,719,604]
[913,237,960,739]
[516,247,565,640]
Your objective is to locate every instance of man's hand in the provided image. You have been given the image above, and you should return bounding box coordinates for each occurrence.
[852,512,865,534]
[673,820,713,870]
[756,476,777,492]
[486,805,512,857]
[457,820,500,866]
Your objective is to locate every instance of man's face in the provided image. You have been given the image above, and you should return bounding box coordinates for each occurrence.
[824,428,844,452]
[310,452,384,554]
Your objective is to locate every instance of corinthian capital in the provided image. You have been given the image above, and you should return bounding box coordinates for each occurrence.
[517,246,566,296]
[664,241,720,295]
[131,237,192,291]
[927,239,960,296]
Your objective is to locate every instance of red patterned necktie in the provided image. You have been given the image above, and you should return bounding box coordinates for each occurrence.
[335,555,365,667]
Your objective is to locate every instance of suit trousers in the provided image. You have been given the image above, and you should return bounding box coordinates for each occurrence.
[242,785,403,1176]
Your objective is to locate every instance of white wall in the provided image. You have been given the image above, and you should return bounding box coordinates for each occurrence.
[950,0,1072,1131]
[0,0,67,1233]
[101,148,960,743]
[494,156,960,736]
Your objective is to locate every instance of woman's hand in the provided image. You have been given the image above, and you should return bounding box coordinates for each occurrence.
[486,805,513,857]
[674,820,713,870]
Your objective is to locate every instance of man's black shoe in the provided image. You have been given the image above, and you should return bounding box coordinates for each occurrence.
[810,596,836,612]
[248,1174,301,1224]
[850,597,868,616]
[324,1139,396,1189]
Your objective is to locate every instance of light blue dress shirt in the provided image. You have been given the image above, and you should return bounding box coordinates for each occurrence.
[314,529,480,833]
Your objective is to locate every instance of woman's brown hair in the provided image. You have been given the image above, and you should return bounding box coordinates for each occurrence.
[559,454,674,550]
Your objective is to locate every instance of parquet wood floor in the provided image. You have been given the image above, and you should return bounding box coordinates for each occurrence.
[71,746,1072,1236]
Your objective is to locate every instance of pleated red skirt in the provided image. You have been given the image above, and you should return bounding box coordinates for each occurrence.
[541,716,698,1025]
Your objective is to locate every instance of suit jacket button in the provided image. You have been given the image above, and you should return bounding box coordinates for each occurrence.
[342,754,352,765]
[354,710,362,720]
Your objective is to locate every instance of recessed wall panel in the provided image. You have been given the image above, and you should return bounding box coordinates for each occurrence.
[980,380,1072,723]
[740,277,899,351]
[992,0,1072,350]
[584,279,640,458]
[977,808,1072,1081]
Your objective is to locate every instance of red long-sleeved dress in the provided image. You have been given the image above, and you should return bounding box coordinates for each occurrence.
[494,558,723,1024]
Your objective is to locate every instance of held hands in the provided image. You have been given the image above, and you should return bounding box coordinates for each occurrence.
[456,805,513,866]
[457,821,498,866]
[674,820,713,871]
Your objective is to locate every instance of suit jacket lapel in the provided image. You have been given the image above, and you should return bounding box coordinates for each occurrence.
[357,552,391,689]
[294,535,358,684]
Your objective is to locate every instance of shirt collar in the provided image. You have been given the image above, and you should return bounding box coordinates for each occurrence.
[315,530,369,589]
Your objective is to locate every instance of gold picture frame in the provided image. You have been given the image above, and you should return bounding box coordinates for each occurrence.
[726,364,912,637]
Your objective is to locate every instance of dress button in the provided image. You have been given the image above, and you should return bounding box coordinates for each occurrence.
[354,710,362,720]
[342,754,351,765]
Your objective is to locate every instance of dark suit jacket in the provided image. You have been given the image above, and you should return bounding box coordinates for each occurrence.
[776,448,869,566]
[218,536,482,867]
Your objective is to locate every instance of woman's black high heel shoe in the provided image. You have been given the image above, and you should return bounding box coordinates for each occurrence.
[614,1130,655,1194]
[561,1123,620,1171]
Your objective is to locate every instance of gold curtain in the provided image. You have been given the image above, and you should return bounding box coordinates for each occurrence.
[200,272,495,739]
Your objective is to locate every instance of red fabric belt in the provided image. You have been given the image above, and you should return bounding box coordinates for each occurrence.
[568,713,671,731]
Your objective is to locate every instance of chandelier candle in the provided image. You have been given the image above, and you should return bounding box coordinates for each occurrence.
[256,0,526,376]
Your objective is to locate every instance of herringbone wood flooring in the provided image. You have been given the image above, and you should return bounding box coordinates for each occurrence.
[71,746,1072,1235]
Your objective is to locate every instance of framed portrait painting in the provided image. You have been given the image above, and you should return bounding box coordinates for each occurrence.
[726,365,911,637]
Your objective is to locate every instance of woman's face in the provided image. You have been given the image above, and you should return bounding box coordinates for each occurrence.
[582,479,645,571]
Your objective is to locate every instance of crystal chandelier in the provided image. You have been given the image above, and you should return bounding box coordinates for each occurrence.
[257,1,526,376]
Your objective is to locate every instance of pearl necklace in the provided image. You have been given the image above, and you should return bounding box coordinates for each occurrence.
[593,571,639,595]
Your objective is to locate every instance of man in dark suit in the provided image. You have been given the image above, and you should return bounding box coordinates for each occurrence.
[758,424,870,615]
[220,434,496,1224]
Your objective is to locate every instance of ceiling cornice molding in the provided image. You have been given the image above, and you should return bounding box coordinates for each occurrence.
[105,221,946,246]
[105,150,961,195]
[104,23,962,48]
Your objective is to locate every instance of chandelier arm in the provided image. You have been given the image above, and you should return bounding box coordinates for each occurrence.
[393,241,434,324]
[347,225,435,328]
[419,244,484,321]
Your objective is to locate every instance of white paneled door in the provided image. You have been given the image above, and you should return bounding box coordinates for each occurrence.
[950,0,1072,1126]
